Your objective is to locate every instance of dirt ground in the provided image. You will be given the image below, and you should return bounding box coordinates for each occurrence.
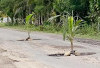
[0,28,100,68]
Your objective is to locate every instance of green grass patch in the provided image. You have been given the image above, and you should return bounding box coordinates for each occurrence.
[0,23,100,40]
[0,23,6,27]
[76,34,100,40]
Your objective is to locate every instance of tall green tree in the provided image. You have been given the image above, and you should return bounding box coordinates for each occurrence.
[88,0,100,31]
[0,0,16,24]
[68,0,89,18]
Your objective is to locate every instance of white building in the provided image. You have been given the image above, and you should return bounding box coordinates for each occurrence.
[0,17,11,23]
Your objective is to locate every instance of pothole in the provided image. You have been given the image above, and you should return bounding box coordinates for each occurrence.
[48,52,96,57]
[17,39,42,41]
[48,53,64,57]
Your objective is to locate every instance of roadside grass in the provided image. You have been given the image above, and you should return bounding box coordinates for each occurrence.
[0,23,100,40]
[76,34,100,40]
[0,23,62,33]
[0,23,6,27]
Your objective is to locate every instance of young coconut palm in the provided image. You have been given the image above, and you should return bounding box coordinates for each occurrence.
[63,16,82,56]
[48,14,82,56]
[25,13,34,41]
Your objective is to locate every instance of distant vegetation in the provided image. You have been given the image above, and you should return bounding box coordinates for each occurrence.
[0,0,100,40]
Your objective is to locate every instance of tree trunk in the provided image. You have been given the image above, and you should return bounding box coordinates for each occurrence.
[97,17,100,32]
[56,12,60,23]
[71,40,73,51]
[11,17,14,25]
[26,31,31,41]
[37,14,40,25]
[39,13,42,25]
[28,31,30,38]
[7,16,9,23]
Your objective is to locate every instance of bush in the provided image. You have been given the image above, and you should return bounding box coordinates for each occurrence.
[77,23,98,35]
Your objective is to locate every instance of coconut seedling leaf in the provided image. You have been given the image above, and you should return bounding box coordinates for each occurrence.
[26,14,33,25]
[72,20,82,32]
[63,15,82,55]
[25,13,34,40]
[75,20,82,27]
[68,16,73,34]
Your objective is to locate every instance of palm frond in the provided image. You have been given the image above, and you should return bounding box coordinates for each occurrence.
[48,15,60,22]
[63,16,68,41]
[75,20,82,27]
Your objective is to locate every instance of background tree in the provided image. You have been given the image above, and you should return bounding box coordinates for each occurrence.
[88,0,100,31]
[0,0,16,24]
